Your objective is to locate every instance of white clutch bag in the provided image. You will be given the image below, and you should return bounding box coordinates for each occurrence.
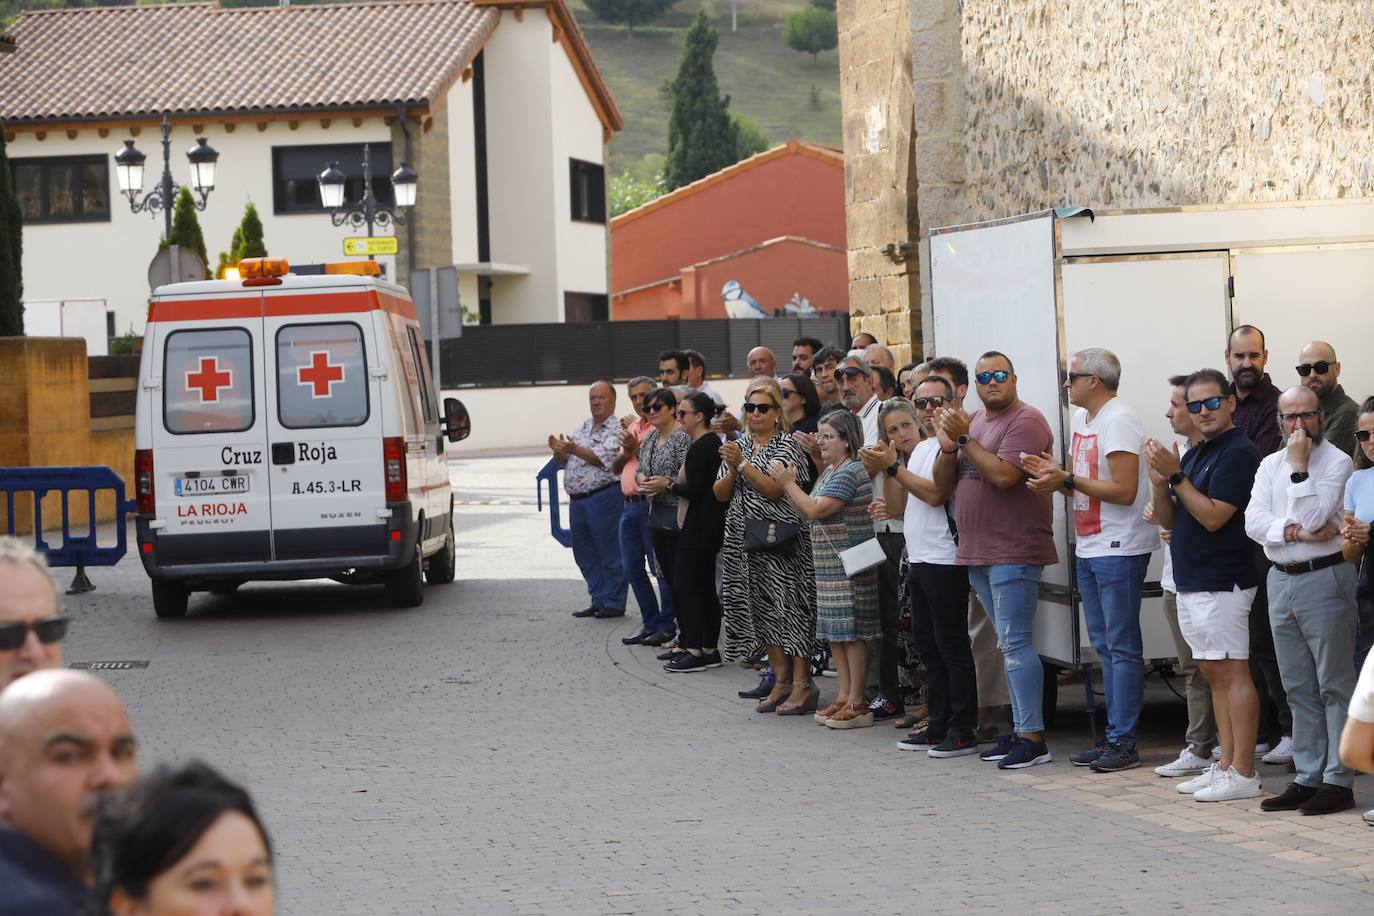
[838,537,886,577]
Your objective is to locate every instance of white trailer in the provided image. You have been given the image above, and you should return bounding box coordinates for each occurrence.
[927,199,1374,688]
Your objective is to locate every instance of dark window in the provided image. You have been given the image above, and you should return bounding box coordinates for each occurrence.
[569,158,605,224]
[564,292,609,323]
[406,326,439,423]
[271,144,393,214]
[10,156,110,223]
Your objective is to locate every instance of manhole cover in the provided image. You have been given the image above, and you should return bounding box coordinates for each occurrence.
[69,660,150,670]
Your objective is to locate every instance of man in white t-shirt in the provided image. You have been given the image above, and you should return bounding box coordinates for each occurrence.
[1025,348,1158,773]
[864,377,977,757]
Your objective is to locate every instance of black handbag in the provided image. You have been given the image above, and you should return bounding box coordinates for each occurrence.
[649,498,679,532]
[743,517,800,555]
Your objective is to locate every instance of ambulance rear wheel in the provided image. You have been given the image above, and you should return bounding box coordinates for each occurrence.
[427,530,456,585]
[152,581,189,619]
[387,544,424,608]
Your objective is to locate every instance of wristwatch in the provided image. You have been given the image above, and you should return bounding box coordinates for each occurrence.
[956,434,970,448]
[1290,470,1310,484]
[1168,471,1186,487]
[1064,473,1076,492]
[885,461,901,478]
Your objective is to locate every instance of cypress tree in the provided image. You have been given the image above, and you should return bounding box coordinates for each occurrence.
[213,201,268,278]
[159,186,210,279]
[664,11,740,190]
[0,120,23,336]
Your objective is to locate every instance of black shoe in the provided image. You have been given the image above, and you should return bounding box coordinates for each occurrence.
[1299,783,1356,816]
[658,648,687,662]
[571,606,600,618]
[1089,743,1140,772]
[739,673,775,699]
[1070,739,1111,767]
[1261,782,1318,811]
[973,725,1001,745]
[665,653,709,673]
[867,696,904,721]
[699,650,723,669]
[594,607,626,619]
[621,628,652,645]
[641,631,676,647]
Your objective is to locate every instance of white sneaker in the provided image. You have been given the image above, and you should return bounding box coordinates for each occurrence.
[1211,745,1221,760]
[1155,747,1212,778]
[1194,767,1262,802]
[1363,808,1374,826]
[1253,741,1271,756]
[1177,762,1222,794]
[1261,735,1294,765]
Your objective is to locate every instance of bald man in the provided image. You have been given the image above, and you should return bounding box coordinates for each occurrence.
[0,670,138,913]
[746,347,777,380]
[0,539,67,689]
[550,380,628,618]
[1296,341,1360,457]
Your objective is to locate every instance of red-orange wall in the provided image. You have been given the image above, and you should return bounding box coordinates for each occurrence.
[611,148,847,295]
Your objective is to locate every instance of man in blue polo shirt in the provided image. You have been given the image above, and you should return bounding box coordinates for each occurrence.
[1145,368,1263,802]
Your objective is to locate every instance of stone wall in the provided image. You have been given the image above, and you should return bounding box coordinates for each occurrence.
[393,105,453,282]
[840,0,1374,355]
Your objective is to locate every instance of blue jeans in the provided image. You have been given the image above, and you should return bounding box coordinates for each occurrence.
[1076,553,1150,747]
[619,498,675,633]
[968,563,1044,734]
[569,484,627,612]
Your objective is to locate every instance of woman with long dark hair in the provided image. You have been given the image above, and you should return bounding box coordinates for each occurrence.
[634,387,691,647]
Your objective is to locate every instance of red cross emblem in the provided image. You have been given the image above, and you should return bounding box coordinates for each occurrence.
[184,356,233,404]
[297,350,345,398]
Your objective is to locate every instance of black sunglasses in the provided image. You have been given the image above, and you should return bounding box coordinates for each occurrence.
[1186,396,1225,414]
[742,403,777,414]
[1296,361,1332,377]
[779,389,799,399]
[835,367,868,381]
[646,402,671,413]
[975,370,1010,384]
[0,616,69,651]
[1356,430,1372,442]
[913,396,947,408]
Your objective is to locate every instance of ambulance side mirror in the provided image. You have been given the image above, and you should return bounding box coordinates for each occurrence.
[442,397,471,443]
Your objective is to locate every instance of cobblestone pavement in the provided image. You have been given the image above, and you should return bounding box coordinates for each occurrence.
[56,454,1374,914]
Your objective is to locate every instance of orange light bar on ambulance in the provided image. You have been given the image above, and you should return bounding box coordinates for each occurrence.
[324,261,382,277]
[239,258,290,279]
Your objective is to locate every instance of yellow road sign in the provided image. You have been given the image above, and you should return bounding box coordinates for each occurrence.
[343,236,399,256]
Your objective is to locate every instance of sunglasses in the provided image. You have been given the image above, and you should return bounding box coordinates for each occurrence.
[975,370,1010,384]
[1065,372,1095,383]
[1356,430,1372,442]
[1296,361,1332,377]
[779,389,799,399]
[1186,396,1226,413]
[0,616,70,651]
[646,402,671,413]
[835,367,868,381]
[742,403,777,414]
[675,409,696,420]
[913,396,947,408]
[1279,410,1320,423]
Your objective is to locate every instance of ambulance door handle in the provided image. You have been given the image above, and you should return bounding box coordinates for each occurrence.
[271,442,296,465]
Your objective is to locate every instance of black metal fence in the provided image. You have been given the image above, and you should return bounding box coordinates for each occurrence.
[437,317,851,387]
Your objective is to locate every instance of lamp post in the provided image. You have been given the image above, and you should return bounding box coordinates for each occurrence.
[114,112,220,239]
[317,143,417,257]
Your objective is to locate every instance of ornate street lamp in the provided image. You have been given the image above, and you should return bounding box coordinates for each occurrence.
[115,112,220,238]
[316,143,417,240]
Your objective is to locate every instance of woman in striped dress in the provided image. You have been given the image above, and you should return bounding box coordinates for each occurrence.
[773,408,879,728]
[714,383,816,714]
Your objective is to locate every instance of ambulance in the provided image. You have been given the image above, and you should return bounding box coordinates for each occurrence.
[133,257,471,618]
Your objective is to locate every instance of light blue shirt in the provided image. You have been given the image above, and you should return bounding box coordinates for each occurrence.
[1343,466,1374,521]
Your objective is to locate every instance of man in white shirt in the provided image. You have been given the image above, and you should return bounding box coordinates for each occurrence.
[1025,348,1158,773]
[1245,385,1359,816]
[867,376,977,757]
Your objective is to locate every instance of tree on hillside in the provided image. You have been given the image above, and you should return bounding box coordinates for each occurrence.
[158,186,210,279]
[732,114,769,159]
[664,11,740,190]
[584,0,679,35]
[0,121,23,336]
[783,5,838,61]
[215,202,267,278]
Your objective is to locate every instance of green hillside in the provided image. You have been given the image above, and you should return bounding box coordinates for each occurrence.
[570,0,841,176]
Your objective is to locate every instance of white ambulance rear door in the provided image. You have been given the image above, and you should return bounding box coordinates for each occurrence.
[261,284,389,562]
[147,289,274,564]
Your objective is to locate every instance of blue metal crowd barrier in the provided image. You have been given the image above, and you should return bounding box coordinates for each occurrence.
[0,466,137,594]
[535,457,572,548]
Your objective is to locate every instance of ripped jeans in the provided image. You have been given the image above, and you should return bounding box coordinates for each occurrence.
[967,564,1045,734]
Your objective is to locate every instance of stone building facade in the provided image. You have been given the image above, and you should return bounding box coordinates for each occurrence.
[838,0,1374,357]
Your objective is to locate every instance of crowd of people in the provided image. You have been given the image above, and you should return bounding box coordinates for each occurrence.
[0,538,277,915]
[548,327,1374,815]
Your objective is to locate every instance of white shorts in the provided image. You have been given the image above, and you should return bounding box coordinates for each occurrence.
[1176,586,1256,660]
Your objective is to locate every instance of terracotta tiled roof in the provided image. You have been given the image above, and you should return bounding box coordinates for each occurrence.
[0,0,499,124]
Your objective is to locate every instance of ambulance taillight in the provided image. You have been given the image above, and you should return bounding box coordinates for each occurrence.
[135,449,155,514]
[382,437,406,502]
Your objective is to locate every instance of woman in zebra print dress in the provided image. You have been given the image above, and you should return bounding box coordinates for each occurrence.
[714,383,816,714]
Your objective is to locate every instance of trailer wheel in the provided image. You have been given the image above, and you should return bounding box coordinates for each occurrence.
[426,529,456,585]
[152,581,189,619]
[386,544,424,608]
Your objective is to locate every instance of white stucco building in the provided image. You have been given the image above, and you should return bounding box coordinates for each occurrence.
[0,0,621,341]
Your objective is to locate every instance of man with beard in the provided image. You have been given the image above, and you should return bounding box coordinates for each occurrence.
[1226,324,1294,764]
[1296,341,1360,457]
[0,670,139,914]
[1245,386,1358,815]
[792,337,823,374]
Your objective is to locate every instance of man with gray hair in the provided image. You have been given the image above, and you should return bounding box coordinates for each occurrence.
[864,343,896,375]
[0,539,67,690]
[1025,348,1157,772]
